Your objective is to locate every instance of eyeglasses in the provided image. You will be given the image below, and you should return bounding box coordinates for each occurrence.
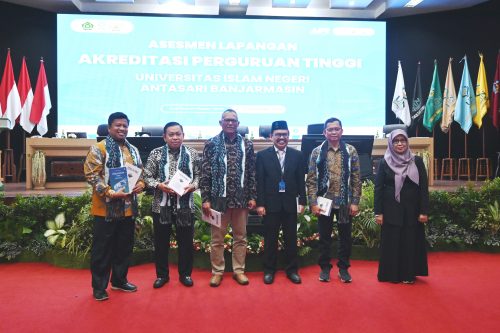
[222,118,238,124]
[392,139,408,145]
[273,133,289,138]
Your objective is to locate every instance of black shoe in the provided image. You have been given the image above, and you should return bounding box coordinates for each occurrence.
[153,277,169,289]
[319,268,331,282]
[93,289,109,301]
[338,268,352,283]
[263,273,274,284]
[179,276,194,287]
[111,282,138,292]
[287,272,302,284]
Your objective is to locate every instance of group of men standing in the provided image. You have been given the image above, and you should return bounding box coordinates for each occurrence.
[84,109,361,301]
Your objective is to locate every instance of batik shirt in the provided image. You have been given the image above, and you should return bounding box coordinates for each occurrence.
[143,145,201,214]
[200,134,257,209]
[84,139,144,217]
[306,142,361,208]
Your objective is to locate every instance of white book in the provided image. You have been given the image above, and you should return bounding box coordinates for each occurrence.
[317,196,333,216]
[167,169,192,197]
[202,209,222,228]
[125,162,142,194]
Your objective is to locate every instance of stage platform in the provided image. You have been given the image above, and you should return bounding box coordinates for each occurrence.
[2,182,88,199]
[0,180,488,200]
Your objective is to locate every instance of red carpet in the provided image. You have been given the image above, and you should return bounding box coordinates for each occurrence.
[1,252,499,333]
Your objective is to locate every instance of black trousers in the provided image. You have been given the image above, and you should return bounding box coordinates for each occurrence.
[263,211,298,275]
[317,209,352,270]
[90,216,135,291]
[153,213,194,279]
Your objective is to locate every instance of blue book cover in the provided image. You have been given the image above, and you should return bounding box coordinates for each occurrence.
[108,167,130,193]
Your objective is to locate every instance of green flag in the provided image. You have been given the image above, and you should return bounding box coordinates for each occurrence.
[423,61,443,132]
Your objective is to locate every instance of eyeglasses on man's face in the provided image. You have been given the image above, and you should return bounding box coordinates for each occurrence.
[222,118,238,124]
[273,133,289,138]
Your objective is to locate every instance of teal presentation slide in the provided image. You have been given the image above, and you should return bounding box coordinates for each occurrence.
[57,14,386,137]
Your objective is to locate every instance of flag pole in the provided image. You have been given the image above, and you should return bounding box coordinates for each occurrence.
[482,126,485,158]
[20,130,26,182]
[464,133,468,158]
[448,126,452,159]
[416,60,420,137]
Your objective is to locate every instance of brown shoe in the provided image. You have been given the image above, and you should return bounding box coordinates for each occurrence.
[210,274,223,287]
[232,273,249,285]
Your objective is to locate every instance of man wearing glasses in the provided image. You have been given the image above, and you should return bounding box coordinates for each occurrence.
[256,120,307,284]
[306,117,361,283]
[200,109,257,287]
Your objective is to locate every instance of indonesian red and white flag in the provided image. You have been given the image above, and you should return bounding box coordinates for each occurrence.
[30,59,51,136]
[0,49,22,129]
[18,57,35,133]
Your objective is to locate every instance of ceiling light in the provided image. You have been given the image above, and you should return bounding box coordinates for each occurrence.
[95,0,134,3]
[404,0,423,7]
[229,0,241,5]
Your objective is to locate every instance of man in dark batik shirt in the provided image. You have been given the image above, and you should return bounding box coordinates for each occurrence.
[143,122,200,289]
[200,109,257,287]
[306,117,361,284]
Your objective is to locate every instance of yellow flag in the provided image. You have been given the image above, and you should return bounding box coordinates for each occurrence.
[474,53,489,128]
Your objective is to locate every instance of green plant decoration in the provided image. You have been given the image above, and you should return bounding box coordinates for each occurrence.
[472,201,500,246]
[487,201,500,226]
[134,215,154,251]
[352,181,380,248]
[0,194,33,243]
[65,204,93,257]
[2,175,500,263]
[44,213,67,247]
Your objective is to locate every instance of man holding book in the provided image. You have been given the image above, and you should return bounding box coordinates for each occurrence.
[84,112,145,301]
[200,109,257,287]
[306,117,361,283]
[143,122,201,289]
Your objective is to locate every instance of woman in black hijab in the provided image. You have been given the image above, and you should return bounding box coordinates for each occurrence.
[374,129,429,284]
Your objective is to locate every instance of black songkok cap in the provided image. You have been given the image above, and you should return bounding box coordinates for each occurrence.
[271,120,288,132]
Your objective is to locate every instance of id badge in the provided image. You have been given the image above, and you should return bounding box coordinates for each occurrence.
[278,180,286,193]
